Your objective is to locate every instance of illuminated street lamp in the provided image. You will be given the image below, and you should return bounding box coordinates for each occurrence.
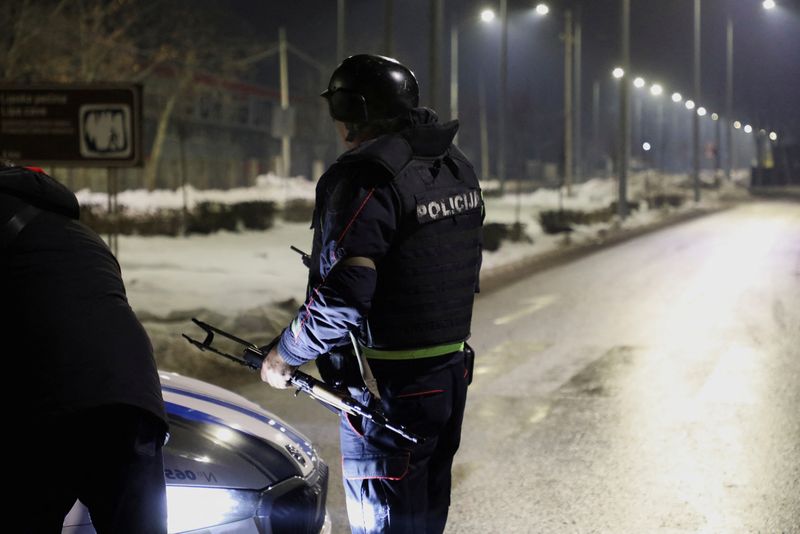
[769,131,778,141]
[744,124,753,133]
[633,77,645,88]
[763,0,776,9]
[671,92,683,103]
[535,3,549,16]
[711,112,719,121]
[650,84,663,96]
[697,107,707,117]
[450,7,499,174]
[685,99,695,110]
[643,142,652,151]
[734,121,742,129]
[612,67,624,79]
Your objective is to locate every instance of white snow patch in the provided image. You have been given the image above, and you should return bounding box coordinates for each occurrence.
[75,173,316,214]
[107,172,744,317]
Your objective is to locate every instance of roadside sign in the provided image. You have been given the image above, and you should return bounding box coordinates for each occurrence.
[0,84,143,167]
[270,105,296,138]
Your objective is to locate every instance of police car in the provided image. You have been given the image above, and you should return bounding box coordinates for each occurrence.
[62,372,331,534]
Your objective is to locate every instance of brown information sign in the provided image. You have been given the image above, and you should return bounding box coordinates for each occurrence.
[0,84,143,167]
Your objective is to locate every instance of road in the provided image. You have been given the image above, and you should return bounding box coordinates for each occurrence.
[236,200,800,533]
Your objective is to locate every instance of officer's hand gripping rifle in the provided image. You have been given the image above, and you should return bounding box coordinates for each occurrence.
[183,318,423,444]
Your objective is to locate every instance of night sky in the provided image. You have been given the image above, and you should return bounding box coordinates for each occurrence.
[228,0,800,166]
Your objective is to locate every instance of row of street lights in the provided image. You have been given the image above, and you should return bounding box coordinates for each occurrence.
[452,2,574,195]
[612,67,779,155]
[615,0,782,214]
[448,0,782,214]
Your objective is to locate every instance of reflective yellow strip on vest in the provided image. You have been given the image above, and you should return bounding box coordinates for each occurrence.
[360,341,465,360]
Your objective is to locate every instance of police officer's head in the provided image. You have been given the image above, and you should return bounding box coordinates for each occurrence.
[321,54,419,145]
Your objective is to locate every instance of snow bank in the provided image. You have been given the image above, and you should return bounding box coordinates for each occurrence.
[112,172,744,318]
[75,173,316,214]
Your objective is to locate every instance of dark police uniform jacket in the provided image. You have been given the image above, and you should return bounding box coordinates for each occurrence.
[0,166,166,429]
[276,108,483,365]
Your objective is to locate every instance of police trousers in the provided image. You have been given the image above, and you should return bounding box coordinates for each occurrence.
[20,404,168,534]
[339,351,469,534]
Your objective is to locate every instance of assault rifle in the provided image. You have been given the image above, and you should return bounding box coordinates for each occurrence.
[183,318,423,444]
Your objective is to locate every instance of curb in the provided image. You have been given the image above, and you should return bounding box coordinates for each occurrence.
[478,205,733,294]
[748,187,800,201]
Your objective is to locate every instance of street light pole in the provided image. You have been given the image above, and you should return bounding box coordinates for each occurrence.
[430,0,443,111]
[384,0,394,56]
[574,5,583,184]
[337,0,345,60]
[279,27,291,177]
[564,9,573,195]
[498,0,508,193]
[618,0,630,218]
[479,76,490,181]
[692,0,701,202]
[450,24,458,123]
[725,16,733,180]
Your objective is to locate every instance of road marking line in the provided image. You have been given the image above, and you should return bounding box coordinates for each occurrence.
[493,294,559,325]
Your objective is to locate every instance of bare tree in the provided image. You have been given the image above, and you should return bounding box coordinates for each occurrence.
[1,0,261,189]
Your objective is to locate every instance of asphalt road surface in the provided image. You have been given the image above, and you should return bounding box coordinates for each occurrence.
[236,200,800,533]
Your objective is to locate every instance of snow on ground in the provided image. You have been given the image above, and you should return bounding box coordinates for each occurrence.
[119,221,312,316]
[110,171,748,318]
[76,173,316,213]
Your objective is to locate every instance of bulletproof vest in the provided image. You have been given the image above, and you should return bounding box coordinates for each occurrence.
[333,133,483,349]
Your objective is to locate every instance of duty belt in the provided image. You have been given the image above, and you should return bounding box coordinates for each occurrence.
[360,341,465,360]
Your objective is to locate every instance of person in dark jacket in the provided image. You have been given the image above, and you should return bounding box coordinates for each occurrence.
[260,55,483,534]
[1,164,168,533]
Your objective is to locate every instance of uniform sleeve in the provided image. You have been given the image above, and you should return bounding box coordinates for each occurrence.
[277,174,398,366]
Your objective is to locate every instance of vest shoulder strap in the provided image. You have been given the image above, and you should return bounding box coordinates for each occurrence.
[338,135,414,177]
[0,203,42,249]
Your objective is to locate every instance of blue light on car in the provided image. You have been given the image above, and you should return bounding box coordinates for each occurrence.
[166,486,260,533]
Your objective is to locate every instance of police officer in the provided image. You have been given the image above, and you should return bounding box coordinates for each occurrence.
[1,164,168,533]
[260,55,483,534]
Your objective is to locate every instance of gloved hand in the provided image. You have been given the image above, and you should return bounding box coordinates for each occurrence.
[260,344,297,389]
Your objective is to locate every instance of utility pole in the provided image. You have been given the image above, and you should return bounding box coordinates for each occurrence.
[592,80,600,160]
[450,24,459,127]
[618,0,630,218]
[656,99,664,171]
[279,27,291,177]
[429,0,443,111]
[337,0,345,61]
[692,0,701,202]
[564,9,573,195]
[498,0,508,193]
[725,16,733,180]
[574,4,583,184]
[479,76,490,181]
[714,116,721,174]
[384,0,394,57]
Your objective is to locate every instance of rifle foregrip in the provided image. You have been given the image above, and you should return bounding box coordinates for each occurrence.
[309,384,348,408]
[291,372,347,409]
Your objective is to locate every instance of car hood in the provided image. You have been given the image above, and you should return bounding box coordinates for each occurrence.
[159,372,319,488]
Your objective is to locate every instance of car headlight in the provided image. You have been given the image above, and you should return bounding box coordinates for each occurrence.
[166,486,260,533]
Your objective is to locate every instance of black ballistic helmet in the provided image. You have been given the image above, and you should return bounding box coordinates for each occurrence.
[321,54,419,123]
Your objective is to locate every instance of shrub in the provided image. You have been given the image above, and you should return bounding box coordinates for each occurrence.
[282,198,315,223]
[607,200,639,217]
[186,202,236,234]
[538,206,616,234]
[80,200,276,236]
[230,201,276,230]
[482,222,509,251]
[648,193,684,209]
